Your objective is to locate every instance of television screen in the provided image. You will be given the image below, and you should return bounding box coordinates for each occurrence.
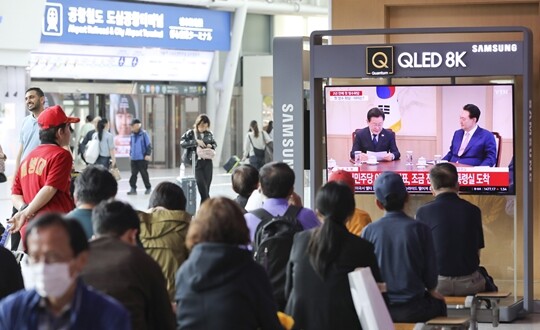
[325,85,514,194]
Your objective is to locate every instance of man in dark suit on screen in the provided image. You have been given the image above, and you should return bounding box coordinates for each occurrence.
[350,107,400,162]
[442,104,497,167]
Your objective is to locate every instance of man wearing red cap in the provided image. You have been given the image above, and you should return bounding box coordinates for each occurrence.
[8,105,80,237]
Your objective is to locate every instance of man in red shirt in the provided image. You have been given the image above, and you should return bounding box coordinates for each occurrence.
[8,105,80,238]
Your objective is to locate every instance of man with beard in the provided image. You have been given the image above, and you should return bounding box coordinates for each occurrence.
[15,88,46,170]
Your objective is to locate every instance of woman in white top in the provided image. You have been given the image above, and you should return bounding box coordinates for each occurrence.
[242,120,272,171]
[95,118,116,169]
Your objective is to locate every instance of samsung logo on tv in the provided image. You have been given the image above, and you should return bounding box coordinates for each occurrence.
[472,43,518,53]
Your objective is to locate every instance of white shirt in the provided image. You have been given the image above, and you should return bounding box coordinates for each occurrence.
[243,131,272,158]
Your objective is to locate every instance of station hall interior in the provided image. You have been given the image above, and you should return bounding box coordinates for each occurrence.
[1,0,540,328]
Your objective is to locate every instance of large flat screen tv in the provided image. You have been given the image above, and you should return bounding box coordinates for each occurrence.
[325,84,514,195]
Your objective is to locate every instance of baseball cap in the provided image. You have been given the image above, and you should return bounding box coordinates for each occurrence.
[374,171,408,205]
[328,169,355,192]
[131,118,141,125]
[38,105,80,129]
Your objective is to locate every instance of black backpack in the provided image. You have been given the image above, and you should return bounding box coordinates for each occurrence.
[250,205,303,310]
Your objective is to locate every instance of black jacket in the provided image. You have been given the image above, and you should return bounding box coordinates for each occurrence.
[175,243,282,330]
[285,227,383,330]
[350,127,400,160]
[180,129,217,165]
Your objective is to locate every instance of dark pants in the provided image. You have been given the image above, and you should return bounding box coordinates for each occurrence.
[388,292,447,323]
[195,159,213,203]
[129,160,151,190]
[95,156,110,169]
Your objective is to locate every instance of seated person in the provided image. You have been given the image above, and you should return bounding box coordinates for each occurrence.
[442,104,497,166]
[350,107,400,162]
[361,172,446,323]
[284,181,382,330]
[138,181,192,301]
[175,197,282,329]
[82,200,175,330]
[328,169,372,235]
[416,163,486,296]
[231,165,259,210]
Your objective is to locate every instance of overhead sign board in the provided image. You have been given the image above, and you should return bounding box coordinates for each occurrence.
[41,0,231,51]
[313,41,523,78]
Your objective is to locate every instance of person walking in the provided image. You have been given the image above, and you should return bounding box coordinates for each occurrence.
[242,120,272,171]
[128,119,152,195]
[180,114,217,203]
[94,118,116,169]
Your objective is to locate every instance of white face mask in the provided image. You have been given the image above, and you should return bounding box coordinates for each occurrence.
[21,262,74,298]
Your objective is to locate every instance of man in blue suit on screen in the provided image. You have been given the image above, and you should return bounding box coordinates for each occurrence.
[442,104,497,167]
[350,107,400,162]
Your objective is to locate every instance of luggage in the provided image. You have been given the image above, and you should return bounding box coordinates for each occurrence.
[179,177,197,216]
[223,155,241,173]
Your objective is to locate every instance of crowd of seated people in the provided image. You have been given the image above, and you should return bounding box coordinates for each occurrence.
[0,159,497,329]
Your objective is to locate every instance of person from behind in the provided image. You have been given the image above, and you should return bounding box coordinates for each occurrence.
[175,197,282,330]
[361,171,446,323]
[242,120,272,171]
[0,246,24,300]
[244,162,320,310]
[442,104,497,166]
[265,120,274,139]
[416,163,486,296]
[244,162,320,242]
[350,107,400,162]
[180,114,217,203]
[68,165,118,239]
[0,213,130,329]
[81,200,175,330]
[128,118,153,195]
[285,181,383,329]
[138,181,192,301]
[79,116,101,164]
[9,105,79,238]
[328,169,372,235]
[94,118,116,169]
[231,164,259,210]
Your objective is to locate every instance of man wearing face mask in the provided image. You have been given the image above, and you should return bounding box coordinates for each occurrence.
[81,200,175,330]
[0,213,131,329]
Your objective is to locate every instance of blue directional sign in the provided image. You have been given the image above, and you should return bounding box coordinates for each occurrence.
[41,0,231,51]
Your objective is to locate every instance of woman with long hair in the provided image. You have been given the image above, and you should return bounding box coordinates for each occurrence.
[242,120,272,171]
[284,181,383,329]
[180,114,217,203]
[94,118,116,169]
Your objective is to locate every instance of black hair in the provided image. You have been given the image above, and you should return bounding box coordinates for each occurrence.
[148,181,187,211]
[366,107,385,121]
[429,162,459,190]
[74,165,118,205]
[25,213,89,257]
[97,118,108,141]
[249,120,260,138]
[85,115,94,122]
[308,182,355,278]
[25,87,44,98]
[231,165,259,198]
[259,162,295,198]
[39,123,67,144]
[463,104,481,121]
[266,120,273,135]
[381,193,407,211]
[92,200,140,237]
